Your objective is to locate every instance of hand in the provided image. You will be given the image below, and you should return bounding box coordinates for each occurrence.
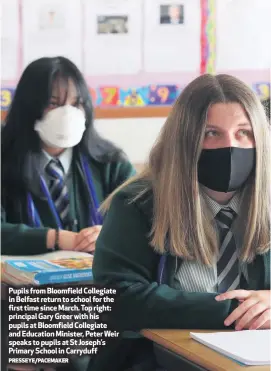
[47,229,77,251]
[216,290,271,330]
[74,225,102,252]
[236,312,270,330]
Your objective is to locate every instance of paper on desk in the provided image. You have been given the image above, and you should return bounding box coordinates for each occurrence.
[190,330,271,366]
[1,251,92,262]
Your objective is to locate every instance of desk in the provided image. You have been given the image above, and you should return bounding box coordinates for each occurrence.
[141,329,269,371]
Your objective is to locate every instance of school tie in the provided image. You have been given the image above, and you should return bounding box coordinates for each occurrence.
[46,159,70,228]
[215,208,240,293]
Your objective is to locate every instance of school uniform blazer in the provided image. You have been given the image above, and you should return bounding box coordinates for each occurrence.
[93,182,270,331]
[89,181,269,371]
[1,155,135,255]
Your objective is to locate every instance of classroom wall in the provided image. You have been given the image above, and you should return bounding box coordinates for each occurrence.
[1,0,270,169]
[95,117,166,165]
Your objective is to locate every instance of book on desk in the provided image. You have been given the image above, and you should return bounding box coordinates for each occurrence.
[190,330,271,366]
[1,251,93,285]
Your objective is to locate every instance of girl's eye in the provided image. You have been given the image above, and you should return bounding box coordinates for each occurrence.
[49,102,58,108]
[205,130,219,137]
[238,129,251,137]
[73,100,84,108]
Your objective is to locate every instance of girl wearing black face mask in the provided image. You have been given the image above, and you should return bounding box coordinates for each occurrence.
[87,74,270,371]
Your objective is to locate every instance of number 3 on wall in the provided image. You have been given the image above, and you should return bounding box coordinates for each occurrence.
[1,89,13,110]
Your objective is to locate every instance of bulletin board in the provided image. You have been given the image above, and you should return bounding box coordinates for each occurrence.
[1,0,270,122]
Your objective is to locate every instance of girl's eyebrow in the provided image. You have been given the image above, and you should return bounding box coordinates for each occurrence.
[206,123,251,129]
[205,124,220,129]
[237,123,252,127]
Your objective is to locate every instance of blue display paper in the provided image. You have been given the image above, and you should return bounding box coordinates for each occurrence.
[252,82,270,100]
[148,85,178,105]
[92,88,103,106]
[176,85,184,98]
[119,87,148,106]
[1,87,15,111]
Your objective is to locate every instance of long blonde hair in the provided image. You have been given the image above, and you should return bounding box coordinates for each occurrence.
[102,74,270,265]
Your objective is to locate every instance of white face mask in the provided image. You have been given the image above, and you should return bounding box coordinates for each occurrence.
[34,105,86,148]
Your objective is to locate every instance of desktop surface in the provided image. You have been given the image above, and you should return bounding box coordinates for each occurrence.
[141,329,270,371]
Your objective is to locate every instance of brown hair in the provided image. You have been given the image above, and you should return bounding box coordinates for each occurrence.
[102,74,270,264]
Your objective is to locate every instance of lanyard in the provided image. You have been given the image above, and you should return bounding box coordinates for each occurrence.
[158,255,167,284]
[27,154,103,229]
[80,153,103,225]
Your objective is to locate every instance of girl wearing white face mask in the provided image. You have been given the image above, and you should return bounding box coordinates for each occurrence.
[1,56,135,256]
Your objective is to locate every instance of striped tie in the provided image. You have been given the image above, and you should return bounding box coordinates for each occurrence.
[215,208,240,293]
[46,159,70,228]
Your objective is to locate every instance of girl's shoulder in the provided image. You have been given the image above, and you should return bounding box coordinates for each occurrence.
[112,178,154,221]
[83,152,136,191]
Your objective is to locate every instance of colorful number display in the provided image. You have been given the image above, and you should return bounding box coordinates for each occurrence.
[148,85,178,105]
[120,87,148,106]
[176,85,184,98]
[98,87,120,106]
[253,83,270,101]
[89,87,98,105]
[0,83,269,112]
[1,88,15,110]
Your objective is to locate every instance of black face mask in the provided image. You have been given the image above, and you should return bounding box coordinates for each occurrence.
[198,147,256,192]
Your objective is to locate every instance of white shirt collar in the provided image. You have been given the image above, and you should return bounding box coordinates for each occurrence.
[41,148,73,174]
[200,187,240,218]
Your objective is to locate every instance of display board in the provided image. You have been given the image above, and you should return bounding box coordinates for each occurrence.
[1,0,270,120]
